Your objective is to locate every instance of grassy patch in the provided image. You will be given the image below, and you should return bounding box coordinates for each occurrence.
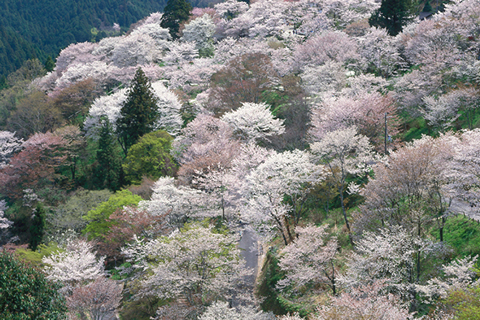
[434,214,480,257]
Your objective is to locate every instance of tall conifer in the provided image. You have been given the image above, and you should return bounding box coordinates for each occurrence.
[369,0,416,36]
[117,68,158,154]
[29,203,46,251]
[97,117,124,191]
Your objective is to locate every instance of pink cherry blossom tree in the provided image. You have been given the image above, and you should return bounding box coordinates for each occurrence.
[278,225,339,295]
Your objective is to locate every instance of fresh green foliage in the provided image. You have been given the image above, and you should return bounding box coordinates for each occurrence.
[117,68,159,154]
[0,251,68,319]
[47,189,113,234]
[445,286,480,319]
[15,243,63,267]
[160,0,192,39]
[82,189,142,240]
[123,130,177,185]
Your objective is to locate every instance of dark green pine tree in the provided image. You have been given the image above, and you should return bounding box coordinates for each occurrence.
[44,55,55,72]
[117,68,159,154]
[369,0,416,36]
[96,117,124,191]
[160,0,192,39]
[29,203,46,251]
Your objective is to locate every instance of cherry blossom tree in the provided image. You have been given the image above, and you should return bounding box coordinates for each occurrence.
[422,87,480,131]
[446,129,480,216]
[357,134,455,241]
[0,131,23,168]
[293,31,359,72]
[242,149,324,244]
[191,166,240,221]
[221,102,285,143]
[218,0,290,39]
[172,114,240,185]
[67,277,122,320]
[122,223,252,317]
[309,92,399,149]
[0,132,66,200]
[310,126,375,233]
[162,41,199,66]
[199,301,275,320]
[417,256,479,302]
[130,18,171,49]
[356,27,406,78]
[300,61,347,97]
[163,56,222,93]
[0,200,12,230]
[345,225,434,306]
[314,281,413,320]
[182,14,216,55]
[42,239,105,288]
[278,225,339,295]
[143,177,203,225]
[214,0,248,21]
[84,88,128,139]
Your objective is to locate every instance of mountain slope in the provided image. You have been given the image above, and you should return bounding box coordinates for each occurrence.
[0,0,168,77]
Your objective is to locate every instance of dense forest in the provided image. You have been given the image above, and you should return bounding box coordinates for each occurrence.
[0,0,225,78]
[2,0,480,319]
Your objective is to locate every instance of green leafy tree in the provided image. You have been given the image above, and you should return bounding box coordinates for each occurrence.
[48,189,113,234]
[0,251,68,319]
[369,0,416,36]
[29,203,46,251]
[96,118,125,191]
[123,130,178,185]
[160,0,192,39]
[116,68,159,154]
[82,189,142,240]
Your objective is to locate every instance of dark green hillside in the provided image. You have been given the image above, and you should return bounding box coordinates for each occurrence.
[0,0,168,77]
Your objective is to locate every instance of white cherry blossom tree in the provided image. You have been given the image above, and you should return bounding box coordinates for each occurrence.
[42,240,105,288]
[221,102,285,143]
[311,126,375,233]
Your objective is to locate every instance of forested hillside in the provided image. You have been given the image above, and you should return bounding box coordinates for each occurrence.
[0,0,221,78]
[1,0,480,319]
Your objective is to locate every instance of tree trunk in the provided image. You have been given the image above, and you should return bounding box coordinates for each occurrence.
[339,186,350,232]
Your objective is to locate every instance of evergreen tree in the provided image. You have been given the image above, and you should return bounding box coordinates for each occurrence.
[0,75,7,90]
[44,55,55,72]
[369,0,416,36]
[29,203,46,251]
[0,252,68,319]
[160,0,192,39]
[116,68,159,154]
[96,117,124,191]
